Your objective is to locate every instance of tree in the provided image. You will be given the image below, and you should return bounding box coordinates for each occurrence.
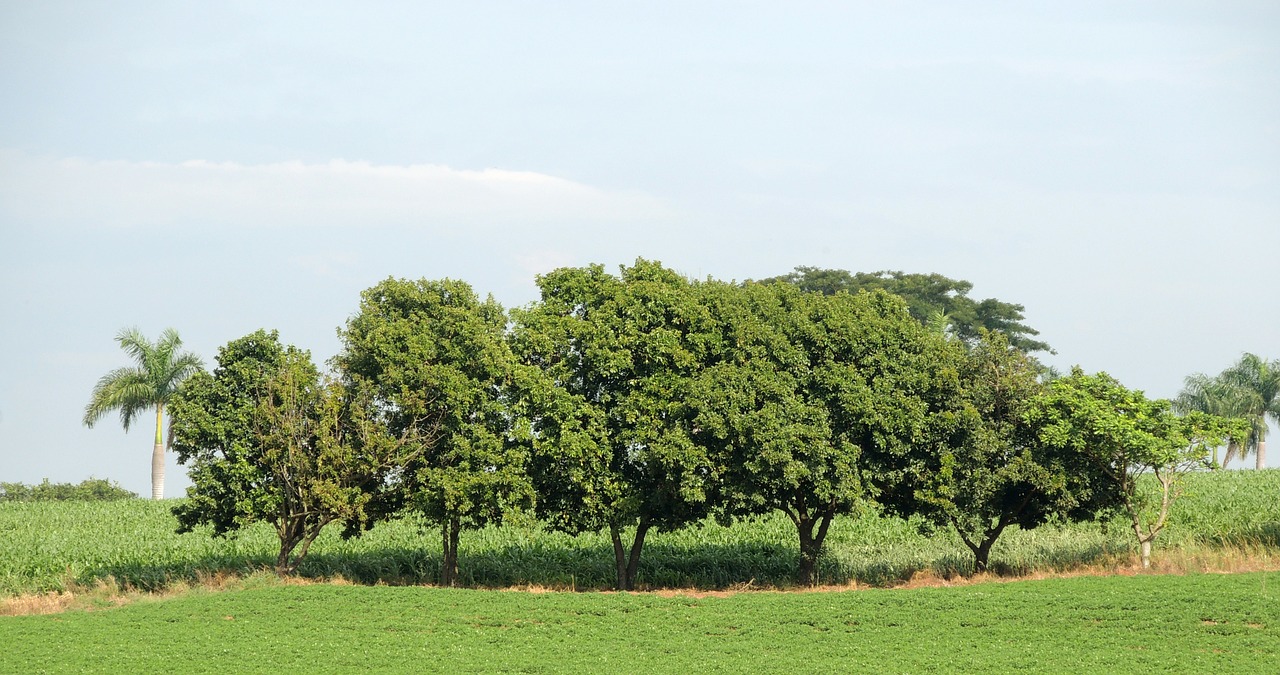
[757,267,1051,353]
[1175,374,1246,467]
[1032,369,1247,568]
[689,281,958,585]
[904,333,1116,573]
[1218,354,1280,470]
[1177,354,1280,470]
[511,260,717,590]
[337,278,533,587]
[83,327,203,500]
[171,330,416,574]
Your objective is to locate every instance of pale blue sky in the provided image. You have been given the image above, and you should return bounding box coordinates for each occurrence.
[2,1,1277,496]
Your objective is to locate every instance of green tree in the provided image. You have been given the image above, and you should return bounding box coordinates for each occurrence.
[757,267,1050,353]
[171,330,414,574]
[511,260,716,590]
[83,327,203,500]
[904,333,1116,573]
[337,278,533,586]
[690,282,957,585]
[1032,369,1247,567]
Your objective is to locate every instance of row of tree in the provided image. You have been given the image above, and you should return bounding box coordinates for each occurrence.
[85,261,1262,586]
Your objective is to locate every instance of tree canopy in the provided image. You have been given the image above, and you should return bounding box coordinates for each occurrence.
[170,330,411,573]
[1032,368,1247,567]
[511,260,717,590]
[902,332,1115,572]
[337,277,532,586]
[690,281,960,584]
[756,267,1051,353]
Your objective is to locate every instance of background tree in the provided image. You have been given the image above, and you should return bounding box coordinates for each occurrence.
[337,278,532,586]
[83,327,203,500]
[1032,369,1247,568]
[904,332,1116,573]
[757,267,1050,353]
[0,478,137,502]
[1218,354,1279,470]
[171,330,415,574]
[511,260,716,590]
[1175,374,1247,467]
[1177,354,1279,470]
[690,282,958,585]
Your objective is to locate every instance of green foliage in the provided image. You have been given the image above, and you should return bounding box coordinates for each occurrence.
[757,266,1051,353]
[4,574,1278,672]
[511,260,718,589]
[337,277,533,586]
[170,330,409,573]
[690,281,960,584]
[0,479,137,502]
[907,333,1116,572]
[1032,369,1250,566]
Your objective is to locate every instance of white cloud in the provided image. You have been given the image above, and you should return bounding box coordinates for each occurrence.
[0,151,674,232]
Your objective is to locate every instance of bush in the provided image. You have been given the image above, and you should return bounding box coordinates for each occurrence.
[0,478,137,502]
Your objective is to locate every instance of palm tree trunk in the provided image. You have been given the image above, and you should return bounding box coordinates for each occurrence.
[1258,439,1267,471]
[152,403,165,500]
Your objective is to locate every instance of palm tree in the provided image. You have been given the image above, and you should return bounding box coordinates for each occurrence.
[1218,354,1280,470]
[1176,373,1245,466]
[1177,354,1280,470]
[83,327,203,499]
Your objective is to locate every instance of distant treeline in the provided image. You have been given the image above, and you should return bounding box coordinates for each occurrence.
[0,478,138,502]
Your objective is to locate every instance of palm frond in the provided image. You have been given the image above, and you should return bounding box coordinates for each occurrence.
[83,367,155,430]
[115,326,153,365]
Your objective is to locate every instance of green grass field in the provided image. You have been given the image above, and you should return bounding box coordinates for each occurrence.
[2,572,1277,673]
[2,469,1278,596]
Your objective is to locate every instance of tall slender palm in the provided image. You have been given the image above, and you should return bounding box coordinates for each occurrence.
[1218,353,1280,470]
[83,327,203,499]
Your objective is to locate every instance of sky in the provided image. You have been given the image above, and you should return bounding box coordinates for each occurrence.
[1,1,1277,497]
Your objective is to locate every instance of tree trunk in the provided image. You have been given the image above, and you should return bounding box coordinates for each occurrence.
[1139,539,1152,568]
[957,529,1000,575]
[276,517,302,574]
[1257,439,1267,471]
[973,538,996,574]
[441,517,460,587]
[608,522,650,591]
[609,525,628,590]
[625,521,650,591]
[151,403,165,500]
[796,514,832,587]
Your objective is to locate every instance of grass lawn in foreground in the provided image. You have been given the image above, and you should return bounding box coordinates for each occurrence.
[3,571,1277,673]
